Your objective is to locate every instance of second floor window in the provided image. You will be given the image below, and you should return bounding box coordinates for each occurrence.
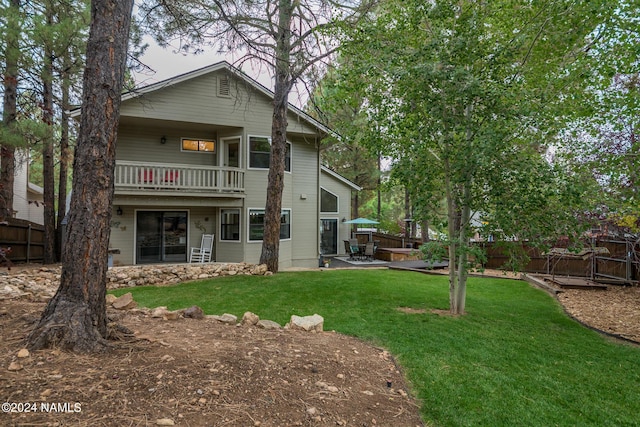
[249,136,291,172]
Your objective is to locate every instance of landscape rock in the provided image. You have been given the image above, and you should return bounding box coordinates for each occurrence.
[155,419,175,426]
[151,306,170,318]
[241,311,260,326]
[8,361,23,371]
[163,311,180,321]
[112,292,136,310]
[315,381,339,393]
[211,313,237,325]
[17,348,29,358]
[288,314,324,332]
[0,264,329,335]
[183,305,205,319]
[256,319,281,330]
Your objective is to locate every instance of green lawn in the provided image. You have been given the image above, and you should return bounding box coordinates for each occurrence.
[110,270,640,426]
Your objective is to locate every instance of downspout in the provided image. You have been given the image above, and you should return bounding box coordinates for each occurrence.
[317,137,322,262]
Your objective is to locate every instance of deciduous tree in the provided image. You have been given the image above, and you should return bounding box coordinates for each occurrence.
[336,0,609,314]
[557,1,640,233]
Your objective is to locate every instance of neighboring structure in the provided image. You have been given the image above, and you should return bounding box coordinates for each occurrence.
[75,61,358,268]
[11,151,44,225]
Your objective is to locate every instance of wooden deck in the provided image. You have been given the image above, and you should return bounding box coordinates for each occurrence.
[545,276,608,290]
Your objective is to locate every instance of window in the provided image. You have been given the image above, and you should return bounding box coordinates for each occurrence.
[248,209,291,241]
[220,209,240,241]
[182,138,216,153]
[249,136,291,172]
[320,188,338,213]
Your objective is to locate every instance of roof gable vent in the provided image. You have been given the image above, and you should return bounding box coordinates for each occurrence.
[218,75,231,97]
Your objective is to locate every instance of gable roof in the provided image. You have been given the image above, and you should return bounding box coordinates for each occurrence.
[321,166,361,191]
[71,61,332,137]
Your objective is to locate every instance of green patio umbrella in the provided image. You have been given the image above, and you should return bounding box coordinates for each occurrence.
[343,217,379,224]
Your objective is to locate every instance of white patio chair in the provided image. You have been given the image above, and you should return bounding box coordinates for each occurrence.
[189,234,214,263]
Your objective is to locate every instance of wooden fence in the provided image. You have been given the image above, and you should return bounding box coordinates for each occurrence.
[368,232,423,249]
[372,231,639,284]
[477,239,639,283]
[0,219,45,264]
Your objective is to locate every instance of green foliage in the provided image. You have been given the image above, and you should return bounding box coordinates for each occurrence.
[376,217,401,235]
[330,0,611,310]
[421,239,487,272]
[0,124,26,148]
[309,66,382,214]
[420,239,448,263]
[111,271,640,426]
[358,185,399,219]
[552,2,640,233]
[492,241,532,273]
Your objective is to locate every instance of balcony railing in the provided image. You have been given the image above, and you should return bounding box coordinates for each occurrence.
[114,161,244,194]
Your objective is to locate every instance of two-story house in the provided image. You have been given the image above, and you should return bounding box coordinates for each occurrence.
[91,61,358,268]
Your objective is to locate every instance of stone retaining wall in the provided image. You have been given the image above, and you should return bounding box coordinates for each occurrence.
[0,263,271,300]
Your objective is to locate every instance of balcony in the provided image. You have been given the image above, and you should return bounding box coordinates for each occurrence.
[114,161,244,195]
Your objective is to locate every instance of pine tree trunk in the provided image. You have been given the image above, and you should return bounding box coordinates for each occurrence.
[421,220,430,242]
[0,147,16,220]
[0,0,20,221]
[259,0,293,273]
[56,63,71,260]
[42,14,56,263]
[27,0,134,353]
[354,192,359,219]
[260,98,288,272]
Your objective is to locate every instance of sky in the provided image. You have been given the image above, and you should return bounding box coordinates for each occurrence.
[134,38,235,85]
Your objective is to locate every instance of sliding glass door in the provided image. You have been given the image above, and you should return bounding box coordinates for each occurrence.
[136,211,188,264]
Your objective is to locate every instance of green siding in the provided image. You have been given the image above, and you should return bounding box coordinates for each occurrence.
[320,170,356,256]
[291,139,320,266]
[117,124,219,167]
[120,70,319,135]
